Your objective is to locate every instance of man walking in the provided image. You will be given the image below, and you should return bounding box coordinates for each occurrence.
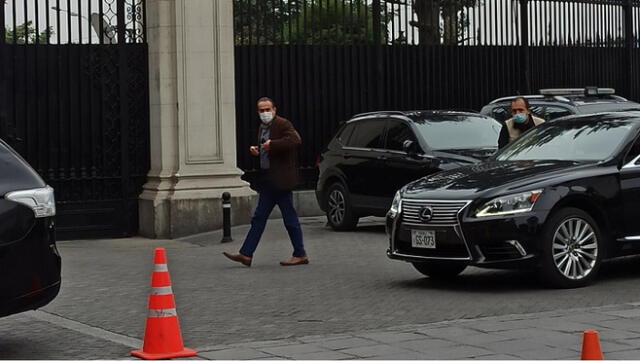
[223,97,309,267]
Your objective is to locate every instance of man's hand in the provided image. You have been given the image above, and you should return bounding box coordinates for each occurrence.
[262,139,271,152]
[250,146,259,157]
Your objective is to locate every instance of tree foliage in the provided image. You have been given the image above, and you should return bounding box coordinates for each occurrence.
[5,21,53,44]
[232,0,480,46]
[3,1,54,44]
[285,0,392,45]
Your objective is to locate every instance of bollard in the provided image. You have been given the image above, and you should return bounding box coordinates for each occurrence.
[221,192,233,243]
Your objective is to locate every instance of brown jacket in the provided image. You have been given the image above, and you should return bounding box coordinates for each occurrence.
[257,116,302,190]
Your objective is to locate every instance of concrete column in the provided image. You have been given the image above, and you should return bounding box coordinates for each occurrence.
[140,0,255,239]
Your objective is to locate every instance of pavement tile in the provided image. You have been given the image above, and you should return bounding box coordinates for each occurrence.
[603,350,640,360]
[470,354,521,360]
[600,308,640,318]
[403,345,494,359]
[358,331,425,343]
[395,339,458,353]
[513,345,576,360]
[339,344,411,358]
[454,331,518,346]
[297,334,353,343]
[317,336,381,350]
[562,312,624,324]
[282,350,354,360]
[594,329,640,342]
[369,351,429,359]
[240,340,303,349]
[258,343,329,356]
[466,321,533,333]
[595,319,640,332]
[198,347,273,360]
[416,325,487,339]
[482,339,552,353]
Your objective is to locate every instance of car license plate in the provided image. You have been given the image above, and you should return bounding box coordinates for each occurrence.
[411,230,436,249]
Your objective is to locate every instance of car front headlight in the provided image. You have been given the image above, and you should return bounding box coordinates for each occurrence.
[475,190,543,218]
[389,191,402,218]
[6,186,56,218]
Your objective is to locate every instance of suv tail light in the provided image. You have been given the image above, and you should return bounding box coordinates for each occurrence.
[6,186,56,218]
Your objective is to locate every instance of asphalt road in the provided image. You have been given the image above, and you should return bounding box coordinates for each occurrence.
[2,216,640,359]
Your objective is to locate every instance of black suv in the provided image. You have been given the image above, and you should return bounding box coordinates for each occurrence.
[0,139,61,317]
[316,111,502,231]
[481,87,640,122]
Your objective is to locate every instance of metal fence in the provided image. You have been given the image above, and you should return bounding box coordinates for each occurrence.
[234,0,639,47]
[2,0,145,44]
[234,0,640,189]
[1,0,149,239]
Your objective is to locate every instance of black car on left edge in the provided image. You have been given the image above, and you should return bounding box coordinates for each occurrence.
[1,139,61,317]
[316,111,503,231]
[387,112,640,288]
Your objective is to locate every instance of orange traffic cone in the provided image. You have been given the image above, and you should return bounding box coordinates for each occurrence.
[131,248,197,360]
[581,330,604,360]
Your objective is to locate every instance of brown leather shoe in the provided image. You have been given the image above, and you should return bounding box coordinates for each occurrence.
[223,252,252,267]
[280,256,309,266]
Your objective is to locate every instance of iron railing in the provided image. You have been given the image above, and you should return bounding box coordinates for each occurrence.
[234,0,639,47]
[2,0,146,45]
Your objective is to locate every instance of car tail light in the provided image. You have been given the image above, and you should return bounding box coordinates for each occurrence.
[315,155,322,168]
[6,186,56,218]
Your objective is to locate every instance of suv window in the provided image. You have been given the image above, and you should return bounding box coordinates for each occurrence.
[491,104,572,122]
[336,123,356,145]
[542,106,573,121]
[347,119,386,149]
[385,120,418,152]
[624,137,640,165]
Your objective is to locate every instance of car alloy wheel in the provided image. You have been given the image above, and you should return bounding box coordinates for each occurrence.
[540,207,602,288]
[551,217,598,280]
[324,182,358,231]
[328,189,346,226]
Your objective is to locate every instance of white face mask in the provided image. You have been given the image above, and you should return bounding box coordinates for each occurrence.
[259,112,274,124]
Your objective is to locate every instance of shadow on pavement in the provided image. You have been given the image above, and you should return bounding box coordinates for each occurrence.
[392,256,640,292]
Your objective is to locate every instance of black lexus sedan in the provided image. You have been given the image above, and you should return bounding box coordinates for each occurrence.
[0,139,61,317]
[316,111,502,230]
[387,112,640,288]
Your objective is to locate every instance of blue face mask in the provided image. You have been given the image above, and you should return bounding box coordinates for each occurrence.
[514,113,527,124]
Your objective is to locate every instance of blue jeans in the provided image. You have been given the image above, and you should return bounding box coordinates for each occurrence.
[239,181,306,258]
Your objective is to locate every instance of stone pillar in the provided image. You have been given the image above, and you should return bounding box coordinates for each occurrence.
[140,0,255,239]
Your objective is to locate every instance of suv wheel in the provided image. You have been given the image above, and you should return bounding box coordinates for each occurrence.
[412,262,467,279]
[325,182,359,231]
[539,207,602,288]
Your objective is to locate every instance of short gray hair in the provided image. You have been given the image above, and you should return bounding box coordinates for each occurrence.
[257,97,276,108]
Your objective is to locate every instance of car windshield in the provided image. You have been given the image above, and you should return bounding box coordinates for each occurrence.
[412,115,501,150]
[495,118,635,162]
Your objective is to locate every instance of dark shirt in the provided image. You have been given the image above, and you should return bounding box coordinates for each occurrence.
[260,127,270,169]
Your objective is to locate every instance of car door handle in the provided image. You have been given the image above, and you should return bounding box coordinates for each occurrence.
[377,155,387,160]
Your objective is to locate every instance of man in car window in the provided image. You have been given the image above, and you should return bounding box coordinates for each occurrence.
[498,97,545,148]
[223,97,309,267]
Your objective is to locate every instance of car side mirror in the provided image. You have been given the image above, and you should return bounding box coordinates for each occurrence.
[402,140,420,157]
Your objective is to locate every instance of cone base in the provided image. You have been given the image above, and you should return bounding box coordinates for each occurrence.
[131,347,198,360]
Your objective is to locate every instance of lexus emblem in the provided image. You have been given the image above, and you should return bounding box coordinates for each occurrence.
[419,206,434,223]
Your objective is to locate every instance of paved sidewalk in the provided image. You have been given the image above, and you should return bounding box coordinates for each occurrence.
[4,216,640,359]
[197,303,640,360]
